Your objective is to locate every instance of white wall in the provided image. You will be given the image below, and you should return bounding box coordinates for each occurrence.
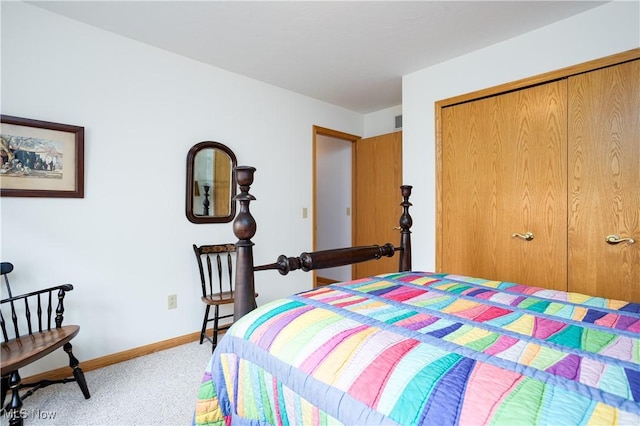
[363,105,402,137]
[0,2,364,375]
[403,0,640,272]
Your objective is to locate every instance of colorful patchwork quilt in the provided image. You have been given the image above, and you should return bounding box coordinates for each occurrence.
[194,272,640,425]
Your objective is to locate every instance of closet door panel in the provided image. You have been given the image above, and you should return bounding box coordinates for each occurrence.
[504,81,567,290]
[441,97,500,280]
[442,81,567,290]
[568,59,640,302]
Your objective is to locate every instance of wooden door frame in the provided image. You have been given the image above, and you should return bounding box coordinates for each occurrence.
[312,125,361,286]
[434,48,640,272]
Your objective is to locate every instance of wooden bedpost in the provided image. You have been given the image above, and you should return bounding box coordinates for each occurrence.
[232,166,257,321]
[399,185,413,271]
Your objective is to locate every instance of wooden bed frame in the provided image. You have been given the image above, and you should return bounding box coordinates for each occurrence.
[231,166,414,321]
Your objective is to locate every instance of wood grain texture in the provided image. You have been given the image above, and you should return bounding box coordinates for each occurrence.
[442,81,567,290]
[568,59,640,302]
[437,50,640,277]
[1,326,80,374]
[354,132,402,279]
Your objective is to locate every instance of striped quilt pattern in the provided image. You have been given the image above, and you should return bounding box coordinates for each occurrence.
[194,272,640,425]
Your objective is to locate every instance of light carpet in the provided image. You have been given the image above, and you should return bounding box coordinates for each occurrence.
[1,340,214,426]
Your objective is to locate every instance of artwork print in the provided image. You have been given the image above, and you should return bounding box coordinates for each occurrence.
[0,116,84,198]
[1,134,64,179]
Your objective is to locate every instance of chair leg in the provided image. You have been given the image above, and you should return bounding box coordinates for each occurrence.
[64,343,90,399]
[200,305,211,344]
[212,305,220,352]
[6,371,23,426]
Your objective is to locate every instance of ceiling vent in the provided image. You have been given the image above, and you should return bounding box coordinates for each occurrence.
[395,115,403,129]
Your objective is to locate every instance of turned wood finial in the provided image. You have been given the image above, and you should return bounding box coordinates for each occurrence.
[400,185,413,231]
[233,166,257,243]
[399,185,413,272]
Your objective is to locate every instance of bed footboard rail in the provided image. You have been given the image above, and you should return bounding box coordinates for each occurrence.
[255,243,398,275]
[231,166,412,321]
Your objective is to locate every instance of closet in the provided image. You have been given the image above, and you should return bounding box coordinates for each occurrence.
[437,50,639,302]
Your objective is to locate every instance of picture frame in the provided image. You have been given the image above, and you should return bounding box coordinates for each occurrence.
[1,115,84,198]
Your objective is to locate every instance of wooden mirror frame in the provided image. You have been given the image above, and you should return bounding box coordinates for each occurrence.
[186,141,237,224]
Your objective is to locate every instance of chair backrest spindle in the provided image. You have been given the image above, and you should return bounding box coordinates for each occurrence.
[206,255,214,297]
[55,288,66,328]
[10,299,19,338]
[47,291,53,330]
[227,252,234,296]
[25,298,33,335]
[0,311,7,342]
[193,243,237,301]
[37,293,43,332]
[216,253,223,297]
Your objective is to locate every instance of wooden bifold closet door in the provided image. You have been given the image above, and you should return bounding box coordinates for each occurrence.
[439,52,639,301]
[568,59,640,302]
[441,81,568,291]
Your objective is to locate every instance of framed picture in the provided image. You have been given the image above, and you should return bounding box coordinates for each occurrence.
[1,115,84,198]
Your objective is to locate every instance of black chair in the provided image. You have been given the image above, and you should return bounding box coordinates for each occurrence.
[193,244,257,351]
[0,262,90,426]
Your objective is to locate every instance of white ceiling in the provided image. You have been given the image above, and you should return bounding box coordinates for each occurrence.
[28,1,608,113]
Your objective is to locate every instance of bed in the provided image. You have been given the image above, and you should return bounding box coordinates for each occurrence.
[194,166,640,425]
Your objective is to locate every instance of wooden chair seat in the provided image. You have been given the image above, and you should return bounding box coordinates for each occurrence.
[1,326,80,376]
[202,292,234,305]
[202,291,258,306]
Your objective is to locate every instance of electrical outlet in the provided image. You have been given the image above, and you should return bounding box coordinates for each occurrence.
[168,294,177,309]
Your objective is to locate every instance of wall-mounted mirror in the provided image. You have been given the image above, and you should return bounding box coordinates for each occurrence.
[186,141,237,224]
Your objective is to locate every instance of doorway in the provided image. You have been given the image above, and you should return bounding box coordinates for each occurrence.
[313,126,403,287]
[313,126,359,286]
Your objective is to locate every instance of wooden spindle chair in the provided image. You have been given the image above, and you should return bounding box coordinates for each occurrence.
[0,262,90,426]
[193,244,257,351]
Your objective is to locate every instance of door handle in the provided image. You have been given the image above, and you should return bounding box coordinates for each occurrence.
[605,234,635,245]
[512,232,534,241]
